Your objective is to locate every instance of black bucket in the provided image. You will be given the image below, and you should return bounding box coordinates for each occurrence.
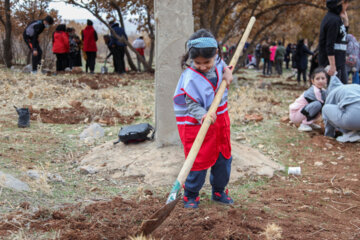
[14,106,30,128]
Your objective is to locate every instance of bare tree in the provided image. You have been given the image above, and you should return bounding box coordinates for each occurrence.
[0,0,13,68]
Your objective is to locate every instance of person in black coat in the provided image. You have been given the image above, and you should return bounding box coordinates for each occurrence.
[285,43,292,69]
[318,0,350,84]
[109,20,128,74]
[23,15,54,72]
[295,39,314,85]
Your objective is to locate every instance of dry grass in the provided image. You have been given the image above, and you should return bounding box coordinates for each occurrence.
[128,234,157,240]
[261,223,283,240]
[0,69,154,122]
[228,86,284,125]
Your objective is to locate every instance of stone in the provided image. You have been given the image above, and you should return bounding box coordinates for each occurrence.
[314,161,324,166]
[79,166,98,175]
[0,171,30,192]
[27,170,40,180]
[47,173,65,184]
[79,123,105,140]
[22,64,32,73]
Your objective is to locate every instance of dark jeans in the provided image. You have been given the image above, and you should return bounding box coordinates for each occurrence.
[337,65,347,84]
[285,58,290,69]
[69,51,82,68]
[269,61,274,75]
[263,58,271,75]
[55,53,69,71]
[297,68,307,83]
[23,33,42,71]
[85,51,96,73]
[184,153,232,198]
[112,46,126,74]
[275,58,283,75]
[255,54,261,69]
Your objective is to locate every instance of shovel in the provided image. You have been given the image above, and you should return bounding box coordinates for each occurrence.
[101,58,108,74]
[139,16,256,236]
[101,48,109,74]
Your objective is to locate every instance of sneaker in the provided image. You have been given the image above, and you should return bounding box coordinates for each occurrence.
[183,196,200,209]
[336,131,360,143]
[298,124,312,132]
[212,189,234,205]
[309,123,321,130]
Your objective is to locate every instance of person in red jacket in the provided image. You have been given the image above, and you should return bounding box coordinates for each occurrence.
[81,19,98,73]
[52,24,70,72]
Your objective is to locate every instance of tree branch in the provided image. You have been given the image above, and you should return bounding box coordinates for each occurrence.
[68,0,152,71]
[255,1,326,19]
[0,14,5,26]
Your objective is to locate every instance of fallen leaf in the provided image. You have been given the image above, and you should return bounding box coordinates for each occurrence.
[90,187,100,192]
[244,114,263,122]
[280,116,289,123]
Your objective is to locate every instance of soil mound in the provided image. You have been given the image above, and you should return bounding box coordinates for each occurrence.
[72,75,132,89]
[80,140,283,185]
[29,101,138,125]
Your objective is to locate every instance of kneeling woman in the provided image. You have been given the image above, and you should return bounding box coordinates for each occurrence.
[323,75,360,142]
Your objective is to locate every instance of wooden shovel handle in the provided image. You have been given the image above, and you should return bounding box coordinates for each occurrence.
[176,16,256,185]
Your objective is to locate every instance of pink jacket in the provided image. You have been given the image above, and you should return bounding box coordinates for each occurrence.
[289,86,324,120]
[270,46,277,62]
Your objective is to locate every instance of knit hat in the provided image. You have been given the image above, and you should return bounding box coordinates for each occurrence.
[87,19,93,26]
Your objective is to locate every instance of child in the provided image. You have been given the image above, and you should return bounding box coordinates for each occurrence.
[289,67,327,131]
[67,28,82,70]
[173,29,233,209]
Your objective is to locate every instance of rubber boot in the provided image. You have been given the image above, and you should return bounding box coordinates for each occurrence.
[14,106,30,128]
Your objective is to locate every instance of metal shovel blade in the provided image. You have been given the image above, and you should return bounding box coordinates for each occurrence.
[101,66,108,74]
[138,195,181,236]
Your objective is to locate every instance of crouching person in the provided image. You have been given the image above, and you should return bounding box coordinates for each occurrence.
[289,68,327,131]
[323,74,360,142]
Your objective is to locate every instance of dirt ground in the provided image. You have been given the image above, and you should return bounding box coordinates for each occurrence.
[29,101,139,125]
[0,69,359,239]
[1,127,359,240]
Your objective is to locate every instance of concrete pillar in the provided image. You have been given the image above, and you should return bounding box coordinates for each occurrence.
[154,0,194,146]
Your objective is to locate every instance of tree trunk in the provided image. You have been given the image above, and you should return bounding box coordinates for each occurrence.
[154,0,193,146]
[125,47,137,71]
[145,4,155,69]
[3,0,12,68]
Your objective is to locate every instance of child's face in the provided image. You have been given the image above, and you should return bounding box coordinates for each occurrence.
[312,72,327,89]
[193,55,216,73]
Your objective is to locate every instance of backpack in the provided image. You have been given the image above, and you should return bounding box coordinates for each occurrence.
[25,20,42,37]
[346,34,359,68]
[114,123,155,145]
[346,55,357,67]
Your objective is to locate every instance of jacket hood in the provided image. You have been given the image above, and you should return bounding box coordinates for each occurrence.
[85,25,94,30]
[55,24,66,32]
[111,23,120,28]
[327,75,343,96]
